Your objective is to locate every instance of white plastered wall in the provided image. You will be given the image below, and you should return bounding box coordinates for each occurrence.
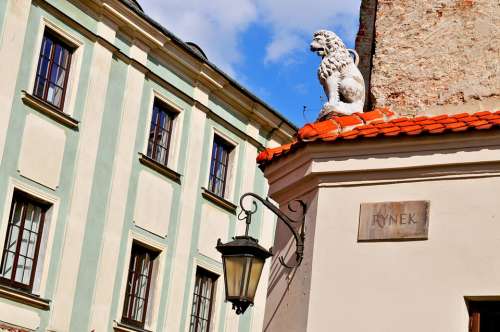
[163,102,207,331]
[18,114,66,189]
[0,0,31,165]
[133,170,174,237]
[263,191,318,332]
[198,203,231,261]
[307,175,500,332]
[48,19,115,331]
[89,44,149,330]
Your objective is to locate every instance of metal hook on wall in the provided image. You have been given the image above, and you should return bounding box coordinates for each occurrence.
[238,193,307,269]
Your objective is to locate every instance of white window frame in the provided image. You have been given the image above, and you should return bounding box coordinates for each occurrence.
[206,128,239,202]
[184,258,223,332]
[28,17,84,117]
[0,178,60,297]
[142,90,184,171]
[115,231,166,331]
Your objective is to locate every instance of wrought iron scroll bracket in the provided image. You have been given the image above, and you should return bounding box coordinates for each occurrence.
[239,193,307,269]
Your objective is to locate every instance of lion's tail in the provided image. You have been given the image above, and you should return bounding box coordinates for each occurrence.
[347,49,360,66]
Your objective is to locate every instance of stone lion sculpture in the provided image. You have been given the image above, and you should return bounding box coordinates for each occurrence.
[310,30,365,119]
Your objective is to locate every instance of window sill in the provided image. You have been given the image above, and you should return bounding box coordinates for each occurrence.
[0,283,50,310]
[138,153,181,184]
[113,321,152,332]
[21,91,79,130]
[201,188,237,214]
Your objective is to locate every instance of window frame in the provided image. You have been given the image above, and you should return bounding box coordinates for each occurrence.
[189,267,219,332]
[207,134,234,199]
[121,242,158,329]
[33,28,74,112]
[146,98,177,167]
[0,191,50,292]
[28,18,84,119]
[467,300,500,332]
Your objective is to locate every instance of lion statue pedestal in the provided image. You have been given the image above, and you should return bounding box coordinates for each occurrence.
[310,30,365,120]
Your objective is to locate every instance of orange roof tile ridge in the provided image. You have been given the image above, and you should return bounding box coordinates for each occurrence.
[257,109,500,166]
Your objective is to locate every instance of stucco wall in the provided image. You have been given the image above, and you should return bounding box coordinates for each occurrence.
[308,175,500,331]
[356,0,500,116]
[0,0,293,331]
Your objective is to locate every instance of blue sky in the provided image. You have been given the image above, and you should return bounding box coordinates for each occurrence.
[140,0,361,127]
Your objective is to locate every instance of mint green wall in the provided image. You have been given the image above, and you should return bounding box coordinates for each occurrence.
[115,31,132,57]
[0,2,96,330]
[208,97,249,133]
[45,0,98,34]
[69,56,128,331]
[0,1,285,331]
[147,55,195,98]
[105,77,192,331]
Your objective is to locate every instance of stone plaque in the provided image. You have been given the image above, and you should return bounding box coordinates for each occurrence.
[358,201,430,241]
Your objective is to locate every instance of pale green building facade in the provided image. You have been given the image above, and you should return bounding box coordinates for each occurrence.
[0,1,295,331]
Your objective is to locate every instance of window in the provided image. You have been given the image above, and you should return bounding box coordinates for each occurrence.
[208,135,233,198]
[33,30,73,110]
[0,191,48,292]
[190,268,218,332]
[122,243,157,329]
[468,301,500,332]
[146,99,176,166]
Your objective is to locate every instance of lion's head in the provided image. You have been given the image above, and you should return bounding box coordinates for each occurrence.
[311,30,353,81]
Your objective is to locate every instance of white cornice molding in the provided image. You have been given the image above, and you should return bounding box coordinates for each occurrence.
[264,132,500,200]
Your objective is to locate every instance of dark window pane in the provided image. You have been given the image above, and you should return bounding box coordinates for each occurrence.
[41,36,53,56]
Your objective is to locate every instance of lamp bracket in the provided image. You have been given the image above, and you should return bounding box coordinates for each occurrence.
[239,192,307,268]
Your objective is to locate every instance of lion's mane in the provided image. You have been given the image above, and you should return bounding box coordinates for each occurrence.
[314,30,353,83]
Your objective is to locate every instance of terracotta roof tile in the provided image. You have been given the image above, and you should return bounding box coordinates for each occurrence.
[380,126,401,134]
[445,122,467,129]
[423,123,444,131]
[332,115,363,129]
[257,109,500,166]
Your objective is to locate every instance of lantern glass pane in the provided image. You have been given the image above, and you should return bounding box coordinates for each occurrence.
[224,256,245,297]
[245,257,264,301]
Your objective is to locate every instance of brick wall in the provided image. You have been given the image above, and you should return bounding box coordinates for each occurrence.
[355,0,378,111]
[356,0,500,116]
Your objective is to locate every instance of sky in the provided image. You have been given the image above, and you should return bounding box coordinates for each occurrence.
[140,0,362,127]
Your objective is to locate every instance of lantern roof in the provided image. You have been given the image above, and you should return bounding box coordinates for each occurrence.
[216,236,272,259]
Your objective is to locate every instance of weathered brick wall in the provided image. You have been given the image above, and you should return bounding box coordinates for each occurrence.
[355,0,378,111]
[356,0,500,116]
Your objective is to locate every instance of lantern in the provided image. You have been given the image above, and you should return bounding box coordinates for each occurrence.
[216,236,272,314]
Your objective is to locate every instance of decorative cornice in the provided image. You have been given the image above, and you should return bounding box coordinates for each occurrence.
[201,188,237,214]
[138,153,181,184]
[0,284,50,311]
[21,91,79,130]
[113,321,152,332]
[85,0,296,140]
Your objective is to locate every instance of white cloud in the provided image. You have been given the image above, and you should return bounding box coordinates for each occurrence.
[140,0,258,76]
[257,0,360,63]
[264,33,302,63]
[139,0,360,73]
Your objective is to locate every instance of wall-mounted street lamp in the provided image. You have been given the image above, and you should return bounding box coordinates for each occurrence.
[216,193,307,314]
